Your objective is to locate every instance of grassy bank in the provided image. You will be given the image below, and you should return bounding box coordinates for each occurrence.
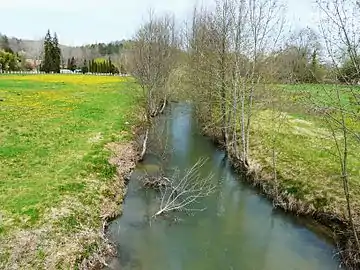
[246,85,360,269]
[249,84,360,219]
[0,74,143,268]
[198,82,360,265]
[238,83,360,265]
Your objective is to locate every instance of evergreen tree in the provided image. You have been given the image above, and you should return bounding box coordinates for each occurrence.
[102,62,106,73]
[52,33,61,73]
[42,30,61,73]
[107,58,111,73]
[81,59,88,74]
[68,57,76,71]
[43,30,53,73]
[92,60,96,73]
[91,60,95,73]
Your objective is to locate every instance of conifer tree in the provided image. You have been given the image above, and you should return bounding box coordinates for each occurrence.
[68,57,76,71]
[82,59,88,74]
[108,58,113,73]
[88,60,92,72]
[52,33,61,73]
[43,30,53,73]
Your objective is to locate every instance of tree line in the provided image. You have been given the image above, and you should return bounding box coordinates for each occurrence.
[65,57,124,74]
[38,30,125,74]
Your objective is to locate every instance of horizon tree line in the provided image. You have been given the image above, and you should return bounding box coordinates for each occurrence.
[41,30,126,74]
[65,57,123,74]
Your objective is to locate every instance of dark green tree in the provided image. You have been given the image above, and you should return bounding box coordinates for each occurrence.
[100,61,105,73]
[81,59,88,74]
[42,30,53,73]
[68,57,76,71]
[93,60,96,73]
[88,60,92,72]
[92,60,96,73]
[52,33,61,73]
[41,30,61,73]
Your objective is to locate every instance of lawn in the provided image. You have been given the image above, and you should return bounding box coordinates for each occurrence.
[250,83,360,222]
[0,74,143,268]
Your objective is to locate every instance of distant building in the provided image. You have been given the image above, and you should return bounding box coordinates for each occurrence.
[60,69,73,74]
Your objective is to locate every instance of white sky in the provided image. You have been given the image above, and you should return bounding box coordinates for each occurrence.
[0,0,316,46]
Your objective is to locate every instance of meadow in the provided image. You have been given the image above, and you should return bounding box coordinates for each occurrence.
[0,74,142,268]
[250,83,360,222]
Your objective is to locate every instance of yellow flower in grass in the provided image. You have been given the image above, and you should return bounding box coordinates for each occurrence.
[3,74,127,84]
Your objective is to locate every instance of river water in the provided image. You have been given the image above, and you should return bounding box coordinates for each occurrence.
[107,103,341,270]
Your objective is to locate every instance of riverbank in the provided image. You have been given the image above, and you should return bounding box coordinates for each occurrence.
[198,84,360,268]
[0,75,144,269]
[107,102,340,270]
[202,128,358,267]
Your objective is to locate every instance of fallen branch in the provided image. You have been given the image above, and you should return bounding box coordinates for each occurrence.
[152,158,216,217]
[139,129,149,161]
[159,98,167,114]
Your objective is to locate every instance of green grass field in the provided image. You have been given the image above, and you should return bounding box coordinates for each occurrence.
[250,83,360,221]
[0,74,143,268]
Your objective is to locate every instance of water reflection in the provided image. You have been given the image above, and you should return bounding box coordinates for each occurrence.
[108,103,340,270]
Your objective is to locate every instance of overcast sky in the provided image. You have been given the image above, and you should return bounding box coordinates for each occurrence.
[0,0,316,46]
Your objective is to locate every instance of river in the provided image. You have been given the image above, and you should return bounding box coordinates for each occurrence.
[107,103,341,270]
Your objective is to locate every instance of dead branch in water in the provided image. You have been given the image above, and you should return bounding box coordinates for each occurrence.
[151,158,215,217]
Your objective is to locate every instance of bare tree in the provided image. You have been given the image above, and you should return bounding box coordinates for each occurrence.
[131,12,178,119]
[130,12,179,159]
[316,0,360,266]
[153,158,215,217]
[188,0,285,169]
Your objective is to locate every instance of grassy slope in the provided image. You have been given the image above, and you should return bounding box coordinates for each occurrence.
[250,83,360,221]
[0,75,142,268]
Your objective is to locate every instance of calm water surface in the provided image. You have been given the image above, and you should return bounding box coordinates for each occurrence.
[108,103,341,270]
